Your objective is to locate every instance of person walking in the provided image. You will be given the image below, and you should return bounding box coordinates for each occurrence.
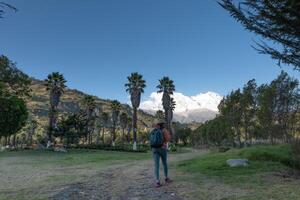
[150,121,173,188]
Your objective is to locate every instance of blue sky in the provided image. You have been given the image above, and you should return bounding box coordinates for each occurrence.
[0,0,298,103]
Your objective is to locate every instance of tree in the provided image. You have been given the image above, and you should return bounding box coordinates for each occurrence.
[219,0,300,70]
[126,116,132,143]
[0,95,28,146]
[27,118,38,147]
[119,112,128,144]
[270,71,299,142]
[55,112,86,146]
[45,72,66,144]
[125,72,146,150]
[0,2,17,18]
[211,116,233,146]
[111,100,121,146]
[257,84,277,143]
[81,95,96,144]
[100,112,109,143]
[0,55,31,97]
[172,123,192,145]
[0,55,30,146]
[241,79,257,144]
[157,77,175,135]
[219,89,243,147]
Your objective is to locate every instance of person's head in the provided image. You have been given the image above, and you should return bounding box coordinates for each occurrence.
[155,122,165,130]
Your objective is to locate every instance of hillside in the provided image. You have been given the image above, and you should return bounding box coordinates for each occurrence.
[27,78,156,134]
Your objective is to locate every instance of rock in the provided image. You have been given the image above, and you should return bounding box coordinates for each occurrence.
[54,147,68,153]
[226,159,249,167]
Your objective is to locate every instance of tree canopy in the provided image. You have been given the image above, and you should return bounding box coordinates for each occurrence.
[220,0,300,70]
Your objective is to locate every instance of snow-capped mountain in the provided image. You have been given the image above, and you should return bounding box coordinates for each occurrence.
[140,92,223,123]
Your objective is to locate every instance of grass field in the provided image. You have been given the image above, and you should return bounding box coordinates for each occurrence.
[176,145,300,200]
[1,146,299,200]
[0,149,150,200]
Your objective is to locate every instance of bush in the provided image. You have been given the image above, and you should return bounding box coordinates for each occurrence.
[239,144,299,169]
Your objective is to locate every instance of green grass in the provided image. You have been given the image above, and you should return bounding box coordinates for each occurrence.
[0,149,150,165]
[178,145,293,179]
[239,144,295,167]
[176,145,300,200]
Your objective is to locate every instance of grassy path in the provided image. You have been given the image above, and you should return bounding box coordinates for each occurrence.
[50,149,206,200]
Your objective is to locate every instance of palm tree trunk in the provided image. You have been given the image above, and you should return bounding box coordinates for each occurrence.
[111,126,115,146]
[127,128,131,143]
[133,107,137,150]
[102,127,105,144]
[122,128,125,144]
[48,109,55,143]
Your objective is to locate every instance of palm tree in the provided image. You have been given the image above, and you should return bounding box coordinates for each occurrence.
[125,72,146,150]
[45,72,66,144]
[126,116,132,143]
[27,118,38,147]
[119,112,128,144]
[100,112,109,143]
[168,97,176,123]
[157,77,175,134]
[168,97,176,141]
[81,95,96,144]
[111,100,121,146]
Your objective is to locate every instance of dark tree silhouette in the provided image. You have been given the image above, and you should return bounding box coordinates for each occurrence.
[0,2,17,18]
[219,0,300,70]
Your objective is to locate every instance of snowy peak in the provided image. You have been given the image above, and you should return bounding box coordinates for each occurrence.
[140,91,223,123]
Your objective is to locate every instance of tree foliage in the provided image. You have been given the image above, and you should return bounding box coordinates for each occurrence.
[220,0,300,70]
[0,55,29,141]
[195,71,299,147]
[0,95,28,138]
[0,2,17,18]
[0,55,31,97]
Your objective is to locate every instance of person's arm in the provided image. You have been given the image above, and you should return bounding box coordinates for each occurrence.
[163,129,171,142]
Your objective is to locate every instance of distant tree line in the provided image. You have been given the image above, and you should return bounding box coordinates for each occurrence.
[192,71,300,147]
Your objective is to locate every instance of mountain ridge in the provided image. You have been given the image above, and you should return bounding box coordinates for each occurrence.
[140,91,222,123]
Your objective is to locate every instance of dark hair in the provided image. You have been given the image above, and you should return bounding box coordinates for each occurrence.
[157,123,165,129]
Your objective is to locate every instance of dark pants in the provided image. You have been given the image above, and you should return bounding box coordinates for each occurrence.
[152,148,168,181]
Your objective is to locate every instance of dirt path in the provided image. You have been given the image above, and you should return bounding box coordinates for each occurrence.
[50,149,206,200]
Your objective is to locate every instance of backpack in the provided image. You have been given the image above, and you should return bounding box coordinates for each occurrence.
[150,128,164,148]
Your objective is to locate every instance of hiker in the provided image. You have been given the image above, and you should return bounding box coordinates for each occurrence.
[150,121,172,187]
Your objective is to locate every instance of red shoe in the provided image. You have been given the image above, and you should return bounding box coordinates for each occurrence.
[165,178,173,184]
[155,181,162,188]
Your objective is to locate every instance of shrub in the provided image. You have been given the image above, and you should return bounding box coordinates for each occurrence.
[239,144,299,169]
